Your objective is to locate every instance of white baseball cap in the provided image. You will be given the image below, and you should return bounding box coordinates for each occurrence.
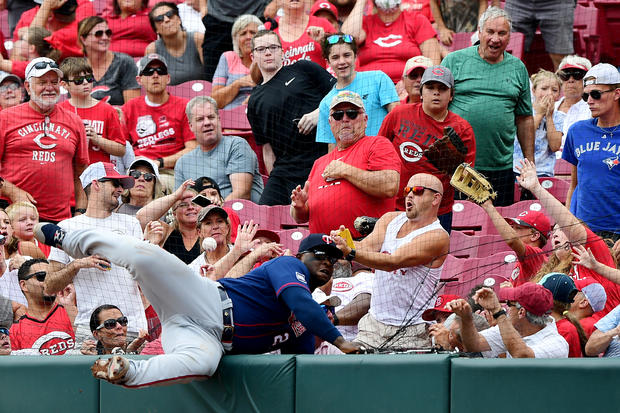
[80,162,135,189]
[25,57,63,82]
[583,63,620,86]
[403,55,433,77]
[127,156,160,180]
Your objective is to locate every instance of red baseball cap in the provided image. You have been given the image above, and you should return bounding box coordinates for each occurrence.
[504,210,551,243]
[422,294,460,321]
[310,1,339,20]
[499,282,553,316]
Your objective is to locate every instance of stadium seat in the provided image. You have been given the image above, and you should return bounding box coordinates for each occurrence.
[539,177,570,203]
[594,0,620,64]
[573,4,601,63]
[505,31,525,59]
[220,105,251,131]
[0,10,8,39]
[441,253,515,297]
[495,200,546,220]
[451,201,486,235]
[278,228,310,254]
[167,80,213,100]
[554,158,573,176]
[450,231,513,259]
[449,32,474,52]
[225,199,282,231]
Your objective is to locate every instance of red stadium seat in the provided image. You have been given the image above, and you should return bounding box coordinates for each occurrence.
[450,231,514,259]
[448,32,474,52]
[505,31,525,59]
[220,105,251,131]
[441,253,515,297]
[224,199,282,232]
[167,80,212,100]
[278,228,310,254]
[0,10,8,39]
[539,177,570,203]
[451,201,486,235]
[554,158,573,176]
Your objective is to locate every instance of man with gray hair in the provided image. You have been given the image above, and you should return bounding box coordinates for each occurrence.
[448,283,569,358]
[441,6,534,206]
[175,96,263,202]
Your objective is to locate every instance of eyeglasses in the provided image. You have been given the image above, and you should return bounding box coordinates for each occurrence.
[22,271,46,282]
[64,75,95,85]
[98,178,122,187]
[129,170,155,182]
[253,44,281,54]
[0,83,19,93]
[403,185,441,197]
[331,109,361,121]
[309,250,339,265]
[172,202,190,211]
[582,89,616,102]
[406,70,424,80]
[26,61,59,78]
[505,301,518,308]
[557,69,586,82]
[90,29,112,38]
[141,66,168,76]
[96,316,128,330]
[326,34,354,44]
[153,9,177,22]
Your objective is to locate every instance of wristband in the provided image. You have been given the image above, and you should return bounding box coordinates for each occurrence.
[75,208,86,214]
[493,309,506,319]
[345,249,356,262]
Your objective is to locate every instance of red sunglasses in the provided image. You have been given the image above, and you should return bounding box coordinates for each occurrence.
[403,185,441,197]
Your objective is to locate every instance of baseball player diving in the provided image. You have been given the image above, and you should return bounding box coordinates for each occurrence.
[34,223,361,387]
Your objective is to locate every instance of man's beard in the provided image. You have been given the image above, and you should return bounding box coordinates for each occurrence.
[30,88,59,112]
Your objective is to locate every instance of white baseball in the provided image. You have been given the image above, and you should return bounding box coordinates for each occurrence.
[202,237,217,252]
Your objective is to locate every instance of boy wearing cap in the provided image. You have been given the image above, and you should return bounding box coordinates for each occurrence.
[571,278,607,338]
[562,63,620,241]
[379,65,475,231]
[45,162,146,345]
[0,57,89,222]
[448,283,569,358]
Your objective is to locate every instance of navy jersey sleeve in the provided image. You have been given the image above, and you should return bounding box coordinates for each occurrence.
[264,256,312,296]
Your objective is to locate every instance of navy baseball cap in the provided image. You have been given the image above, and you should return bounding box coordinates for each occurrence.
[298,234,343,259]
[539,272,578,304]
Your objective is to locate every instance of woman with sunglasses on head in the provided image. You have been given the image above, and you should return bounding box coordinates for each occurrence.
[555,56,592,151]
[144,2,205,86]
[104,0,157,57]
[77,16,141,106]
[82,304,147,355]
[116,157,165,217]
[58,57,126,165]
[211,14,261,109]
[562,63,620,242]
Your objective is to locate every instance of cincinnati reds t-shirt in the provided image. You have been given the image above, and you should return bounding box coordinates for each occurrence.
[10,305,75,355]
[276,15,335,67]
[122,94,195,159]
[359,11,436,83]
[60,99,126,164]
[0,103,89,221]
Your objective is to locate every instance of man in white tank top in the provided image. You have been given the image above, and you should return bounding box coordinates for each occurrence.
[332,173,450,350]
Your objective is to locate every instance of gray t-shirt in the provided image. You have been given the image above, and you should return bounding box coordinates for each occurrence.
[174,135,263,203]
[206,0,269,22]
[92,52,140,106]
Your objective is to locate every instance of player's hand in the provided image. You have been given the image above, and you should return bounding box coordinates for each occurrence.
[516,159,540,192]
[572,244,599,270]
[200,264,217,279]
[81,339,98,355]
[297,109,319,135]
[233,220,260,254]
[333,337,362,354]
[446,299,473,321]
[75,254,112,271]
[144,220,165,245]
[473,287,501,313]
[322,160,348,182]
[306,26,325,43]
[290,181,309,209]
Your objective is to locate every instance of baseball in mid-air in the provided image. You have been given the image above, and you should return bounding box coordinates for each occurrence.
[202,237,217,252]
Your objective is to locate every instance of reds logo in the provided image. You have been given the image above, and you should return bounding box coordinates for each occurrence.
[33,132,57,150]
[432,67,445,76]
[374,34,402,48]
[31,331,75,355]
[434,296,444,308]
[318,2,331,9]
[90,86,112,103]
[333,280,353,292]
[399,141,423,162]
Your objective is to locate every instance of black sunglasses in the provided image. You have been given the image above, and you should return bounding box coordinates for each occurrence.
[26,61,59,78]
[310,250,339,265]
[141,66,168,76]
[582,89,616,102]
[98,178,122,187]
[331,109,361,121]
[557,69,586,82]
[91,29,112,38]
[22,271,46,282]
[129,170,155,182]
[96,316,128,330]
[153,9,177,22]
[64,75,95,85]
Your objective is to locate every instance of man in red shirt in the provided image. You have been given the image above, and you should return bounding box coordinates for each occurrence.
[0,57,89,222]
[10,258,76,355]
[379,65,475,231]
[291,90,400,238]
[122,53,197,193]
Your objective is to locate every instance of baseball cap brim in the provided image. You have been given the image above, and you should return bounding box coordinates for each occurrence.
[504,217,548,242]
[197,205,228,223]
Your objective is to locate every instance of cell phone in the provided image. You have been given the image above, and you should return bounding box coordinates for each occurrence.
[192,194,212,208]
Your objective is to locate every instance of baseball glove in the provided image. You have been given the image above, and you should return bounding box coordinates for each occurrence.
[354,216,378,237]
[423,127,468,175]
[450,163,497,204]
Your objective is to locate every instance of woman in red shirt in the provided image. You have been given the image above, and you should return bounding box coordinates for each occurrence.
[104,0,157,57]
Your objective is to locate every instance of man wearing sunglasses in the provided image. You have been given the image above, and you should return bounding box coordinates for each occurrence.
[292,90,400,238]
[0,326,10,355]
[35,222,360,386]
[0,57,89,223]
[122,54,197,194]
[331,173,449,350]
[9,258,76,355]
[45,162,147,347]
[562,63,620,242]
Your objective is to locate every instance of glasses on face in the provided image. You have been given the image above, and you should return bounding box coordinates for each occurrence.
[504,301,518,308]
[582,88,616,102]
[98,178,122,187]
[0,327,8,337]
[96,316,128,330]
[64,75,95,85]
[557,69,586,82]
[129,170,155,182]
[326,34,354,44]
[91,29,112,38]
[403,185,441,197]
[310,250,339,265]
[406,70,424,80]
[22,271,46,282]
[173,202,190,211]
[253,44,281,54]
[153,9,176,22]
[141,66,168,76]
[0,83,19,93]
[331,109,361,121]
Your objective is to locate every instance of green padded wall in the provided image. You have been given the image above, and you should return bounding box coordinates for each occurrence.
[0,355,99,413]
[451,357,620,413]
[100,355,296,413]
[295,354,452,413]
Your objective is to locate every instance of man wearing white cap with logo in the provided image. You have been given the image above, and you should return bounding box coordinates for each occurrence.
[562,63,620,241]
[0,57,89,222]
[45,161,146,345]
[401,55,433,104]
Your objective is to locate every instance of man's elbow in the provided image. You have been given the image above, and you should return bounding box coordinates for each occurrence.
[380,173,400,197]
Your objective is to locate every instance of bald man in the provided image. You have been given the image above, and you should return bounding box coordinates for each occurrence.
[332,173,450,349]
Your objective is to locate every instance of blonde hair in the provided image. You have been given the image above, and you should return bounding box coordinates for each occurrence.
[531,69,561,92]
[5,201,39,223]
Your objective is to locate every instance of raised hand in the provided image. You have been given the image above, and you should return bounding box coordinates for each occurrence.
[516,159,540,192]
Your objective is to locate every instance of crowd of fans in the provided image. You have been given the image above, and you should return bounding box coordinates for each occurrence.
[0,0,619,366]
